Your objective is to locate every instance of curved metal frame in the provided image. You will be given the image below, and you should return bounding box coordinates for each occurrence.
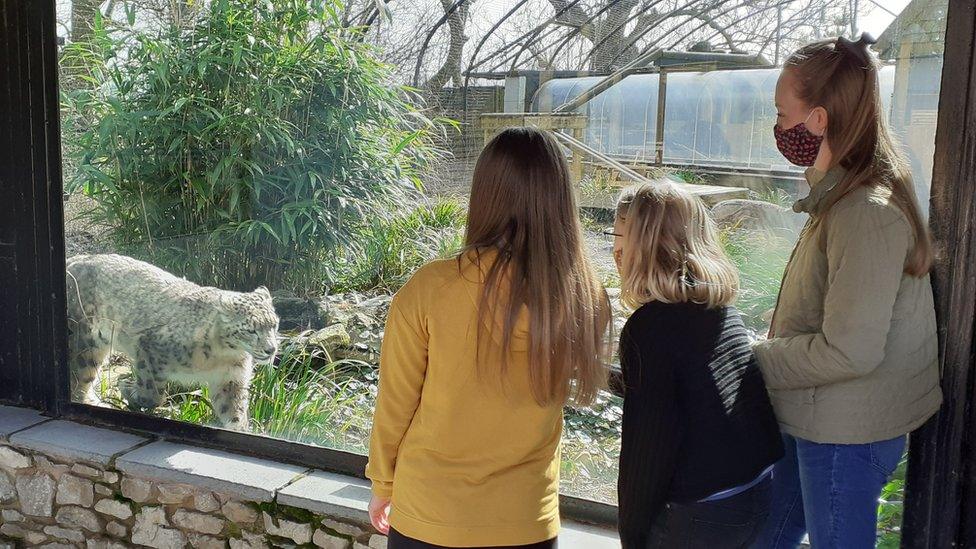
[581,0,728,69]
[541,0,670,73]
[605,0,793,68]
[464,0,587,75]
[508,0,632,72]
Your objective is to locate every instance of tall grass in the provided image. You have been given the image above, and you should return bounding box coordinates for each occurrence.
[332,198,466,293]
[721,227,794,330]
[160,333,375,451]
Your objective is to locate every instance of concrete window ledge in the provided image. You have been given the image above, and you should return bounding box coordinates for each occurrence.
[0,405,618,548]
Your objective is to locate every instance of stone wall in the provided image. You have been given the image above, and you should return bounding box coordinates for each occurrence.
[0,443,384,548]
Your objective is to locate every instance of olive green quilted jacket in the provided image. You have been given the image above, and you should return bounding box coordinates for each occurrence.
[753,167,942,444]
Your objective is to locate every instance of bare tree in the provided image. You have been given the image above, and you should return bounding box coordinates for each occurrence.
[70,0,102,42]
[423,0,472,89]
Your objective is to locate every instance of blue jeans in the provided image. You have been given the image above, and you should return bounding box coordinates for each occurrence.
[752,433,906,549]
[648,477,771,548]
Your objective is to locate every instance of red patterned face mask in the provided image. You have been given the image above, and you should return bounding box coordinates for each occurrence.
[774,113,824,167]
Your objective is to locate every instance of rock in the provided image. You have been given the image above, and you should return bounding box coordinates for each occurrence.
[95,483,113,496]
[56,505,103,532]
[103,472,120,484]
[0,523,26,538]
[314,529,352,549]
[17,471,56,516]
[711,199,803,233]
[2,508,24,521]
[229,531,270,549]
[157,483,193,504]
[273,293,329,331]
[262,512,312,544]
[172,509,225,535]
[193,491,220,513]
[132,507,186,549]
[57,473,95,507]
[0,446,32,469]
[189,533,226,549]
[325,293,392,359]
[221,500,259,524]
[121,476,153,502]
[39,544,75,549]
[34,455,70,475]
[308,324,352,354]
[28,533,52,545]
[368,534,388,549]
[106,521,127,538]
[321,518,365,538]
[43,525,86,543]
[87,540,129,549]
[95,498,133,520]
[0,470,15,503]
[71,463,103,478]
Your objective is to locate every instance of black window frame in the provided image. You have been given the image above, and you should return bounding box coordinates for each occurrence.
[4,0,976,542]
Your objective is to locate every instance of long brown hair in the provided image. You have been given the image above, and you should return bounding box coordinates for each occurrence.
[785,35,932,276]
[463,127,611,406]
[615,183,739,310]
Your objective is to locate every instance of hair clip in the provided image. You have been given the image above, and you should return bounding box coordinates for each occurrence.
[836,33,876,65]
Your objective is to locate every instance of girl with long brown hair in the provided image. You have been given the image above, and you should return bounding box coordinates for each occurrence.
[753,34,942,548]
[365,127,611,548]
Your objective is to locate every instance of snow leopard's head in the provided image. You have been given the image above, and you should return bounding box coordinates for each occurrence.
[218,286,280,363]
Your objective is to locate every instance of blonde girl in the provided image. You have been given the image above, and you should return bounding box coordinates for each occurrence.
[366,127,612,549]
[611,182,783,549]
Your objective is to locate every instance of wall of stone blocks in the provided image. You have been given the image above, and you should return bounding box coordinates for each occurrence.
[0,442,385,549]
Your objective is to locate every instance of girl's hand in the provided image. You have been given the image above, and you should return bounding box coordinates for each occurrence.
[368,494,392,534]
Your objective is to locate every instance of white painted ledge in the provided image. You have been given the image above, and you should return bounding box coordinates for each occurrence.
[0,404,619,547]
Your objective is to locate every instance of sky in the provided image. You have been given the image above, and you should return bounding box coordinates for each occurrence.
[859,0,913,37]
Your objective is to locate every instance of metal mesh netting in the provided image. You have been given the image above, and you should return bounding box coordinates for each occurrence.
[55,1,912,193]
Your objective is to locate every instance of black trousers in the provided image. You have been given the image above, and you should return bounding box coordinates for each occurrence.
[388,528,558,549]
[646,477,772,549]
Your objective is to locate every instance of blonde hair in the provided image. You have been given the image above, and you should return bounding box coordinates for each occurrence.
[463,127,612,407]
[785,36,933,276]
[615,182,738,310]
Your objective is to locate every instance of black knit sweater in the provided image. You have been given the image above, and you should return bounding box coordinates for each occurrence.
[616,301,784,548]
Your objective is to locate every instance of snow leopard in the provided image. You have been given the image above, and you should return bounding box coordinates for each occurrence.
[65,254,279,430]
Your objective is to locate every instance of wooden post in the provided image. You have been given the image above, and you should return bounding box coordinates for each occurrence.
[571,127,585,184]
[902,0,976,547]
[655,70,668,165]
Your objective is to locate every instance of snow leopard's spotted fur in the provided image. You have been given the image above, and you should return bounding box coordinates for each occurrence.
[65,254,279,430]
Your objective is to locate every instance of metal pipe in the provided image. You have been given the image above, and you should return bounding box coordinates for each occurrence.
[553,48,663,113]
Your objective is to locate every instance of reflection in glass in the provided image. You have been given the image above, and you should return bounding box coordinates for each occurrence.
[56,1,946,511]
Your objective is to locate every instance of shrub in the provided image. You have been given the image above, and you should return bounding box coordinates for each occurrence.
[61,0,446,292]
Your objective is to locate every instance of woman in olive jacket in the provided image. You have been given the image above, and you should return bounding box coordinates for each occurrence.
[753,35,942,549]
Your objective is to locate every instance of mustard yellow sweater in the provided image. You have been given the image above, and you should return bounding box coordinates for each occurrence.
[366,253,562,547]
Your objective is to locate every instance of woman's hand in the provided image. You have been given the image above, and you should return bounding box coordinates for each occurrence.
[368,494,392,534]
